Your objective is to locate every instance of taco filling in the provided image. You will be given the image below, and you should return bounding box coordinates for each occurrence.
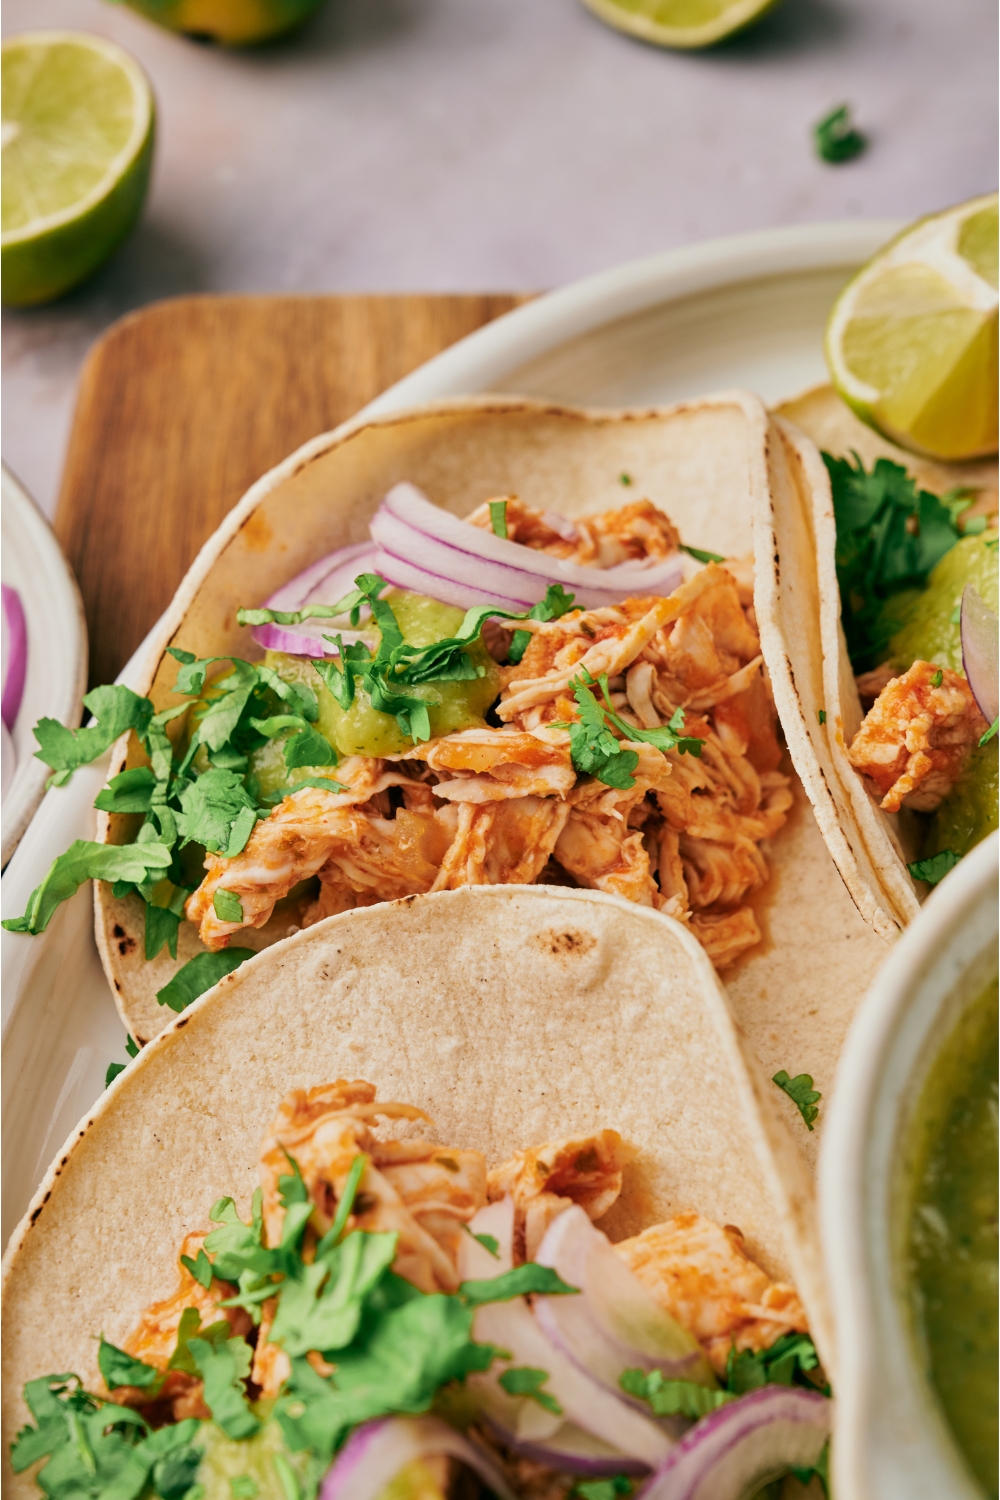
[825,452,998,882]
[6,489,791,987]
[10,1081,830,1500]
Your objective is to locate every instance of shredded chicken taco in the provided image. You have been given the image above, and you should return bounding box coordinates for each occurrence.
[758,384,998,936]
[2,887,833,1500]
[4,396,882,1066]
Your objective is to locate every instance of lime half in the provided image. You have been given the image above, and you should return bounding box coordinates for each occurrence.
[2,32,154,307]
[576,0,780,49]
[825,194,999,461]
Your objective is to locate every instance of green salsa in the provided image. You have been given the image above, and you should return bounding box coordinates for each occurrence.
[193,1417,319,1500]
[906,979,999,1496]
[884,531,999,860]
[248,591,502,798]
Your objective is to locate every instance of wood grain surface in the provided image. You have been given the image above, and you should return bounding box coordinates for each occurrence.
[55,293,531,688]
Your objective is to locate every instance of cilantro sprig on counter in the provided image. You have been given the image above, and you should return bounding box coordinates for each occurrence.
[14,1150,579,1499]
[563,670,703,790]
[823,452,970,672]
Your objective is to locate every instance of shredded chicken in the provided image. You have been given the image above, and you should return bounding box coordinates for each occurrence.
[615,1213,809,1374]
[110,1082,813,1434]
[488,1129,633,1261]
[847,659,988,813]
[466,495,681,566]
[185,507,789,969]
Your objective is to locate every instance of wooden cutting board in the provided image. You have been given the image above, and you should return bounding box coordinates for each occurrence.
[55,293,532,688]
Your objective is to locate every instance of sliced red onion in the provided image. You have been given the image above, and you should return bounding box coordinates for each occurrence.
[638,1386,831,1500]
[2,582,28,730]
[480,1415,650,1478]
[534,1207,715,1397]
[470,1295,672,1470]
[251,541,380,656]
[374,484,684,611]
[458,1197,516,1281]
[320,1416,517,1500]
[961,584,999,726]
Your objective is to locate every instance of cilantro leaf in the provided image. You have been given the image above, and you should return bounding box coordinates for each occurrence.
[574,1479,633,1500]
[680,543,726,565]
[33,686,154,788]
[2,841,172,936]
[269,1230,398,1357]
[144,887,189,961]
[619,1367,731,1418]
[489,500,508,538]
[823,453,963,671]
[498,1366,562,1414]
[93,766,158,815]
[97,1339,162,1393]
[213,889,244,924]
[459,1264,578,1306]
[105,1034,141,1088]
[508,584,578,665]
[168,1308,232,1375]
[461,1225,500,1258]
[725,1332,822,1395]
[189,1335,260,1440]
[257,776,347,807]
[813,104,866,163]
[907,849,961,885]
[175,770,259,855]
[772,1071,822,1131]
[155,948,255,1013]
[563,672,702,790]
[283,728,337,771]
[180,1249,215,1290]
[979,716,998,747]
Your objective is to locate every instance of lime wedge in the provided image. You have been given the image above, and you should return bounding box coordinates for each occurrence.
[2,32,154,307]
[119,0,324,46]
[576,0,780,48]
[825,194,999,461]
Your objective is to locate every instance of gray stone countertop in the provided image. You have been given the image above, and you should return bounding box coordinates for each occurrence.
[3,0,996,518]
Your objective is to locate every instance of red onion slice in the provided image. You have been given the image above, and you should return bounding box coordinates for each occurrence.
[638,1386,831,1500]
[319,1416,517,1500]
[961,584,999,727]
[470,1295,672,1470]
[1,582,28,730]
[534,1207,715,1397]
[251,541,380,656]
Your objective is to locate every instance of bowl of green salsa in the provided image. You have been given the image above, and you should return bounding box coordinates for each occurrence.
[820,830,998,1500]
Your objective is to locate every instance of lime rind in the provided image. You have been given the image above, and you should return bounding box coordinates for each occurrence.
[577,0,781,49]
[825,194,999,461]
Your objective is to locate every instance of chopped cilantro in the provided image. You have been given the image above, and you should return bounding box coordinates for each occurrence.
[34,685,154,789]
[104,1034,139,1088]
[824,453,965,671]
[574,1479,633,1500]
[168,1309,232,1375]
[562,671,702,790]
[156,948,255,1013]
[772,1070,821,1131]
[498,1366,562,1415]
[907,849,961,885]
[792,1442,830,1495]
[813,104,866,164]
[619,473,633,486]
[725,1332,823,1394]
[461,1223,500,1258]
[507,583,578,665]
[231,1479,258,1499]
[2,841,172,936]
[213,889,244,924]
[930,668,943,688]
[681,543,725,565]
[189,1334,260,1440]
[818,709,827,725]
[145,885,190,961]
[458,1263,578,1306]
[97,1338,162,1393]
[620,1367,732,1418]
[180,1249,215,1290]
[489,500,508,538]
[980,716,999,747]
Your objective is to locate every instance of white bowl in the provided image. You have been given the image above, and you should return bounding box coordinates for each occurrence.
[820,830,998,1500]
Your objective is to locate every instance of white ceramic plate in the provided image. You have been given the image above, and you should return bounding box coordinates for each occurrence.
[0,219,900,1246]
[0,466,87,869]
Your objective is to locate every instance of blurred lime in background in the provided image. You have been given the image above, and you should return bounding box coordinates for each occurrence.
[826,194,999,461]
[112,0,325,46]
[576,0,781,49]
[2,32,154,307]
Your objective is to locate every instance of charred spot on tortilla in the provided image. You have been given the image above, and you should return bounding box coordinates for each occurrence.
[534,928,598,959]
